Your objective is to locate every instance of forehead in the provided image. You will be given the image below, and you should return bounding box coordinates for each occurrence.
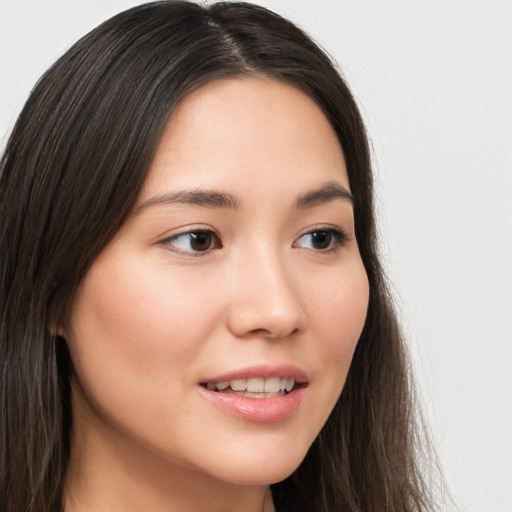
[139,77,348,202]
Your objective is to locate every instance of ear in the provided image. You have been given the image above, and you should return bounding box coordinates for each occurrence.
[47,305,67,339]
[47,322,67,339]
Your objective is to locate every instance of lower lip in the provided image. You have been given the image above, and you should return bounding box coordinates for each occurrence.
[198,386,306,423]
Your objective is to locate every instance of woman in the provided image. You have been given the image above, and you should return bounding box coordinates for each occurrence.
[0,2,439,511]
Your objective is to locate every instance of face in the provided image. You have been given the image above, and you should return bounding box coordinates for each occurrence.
[64,78,369,488]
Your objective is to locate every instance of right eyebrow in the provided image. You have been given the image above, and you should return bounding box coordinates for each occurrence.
[134,189,241,214]
[295,182,353,208]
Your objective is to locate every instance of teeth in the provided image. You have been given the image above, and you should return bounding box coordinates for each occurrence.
[265,377,281,393]
[245,391,269,398]
[247,378,265,392]
[205,377,296,393]
[230,379,246,391]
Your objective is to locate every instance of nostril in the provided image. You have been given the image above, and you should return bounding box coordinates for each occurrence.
[245,326,300,340]
[224,276,307,338]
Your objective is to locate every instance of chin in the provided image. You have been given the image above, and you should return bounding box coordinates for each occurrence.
[198,440,309,487]
[213,463,300,487]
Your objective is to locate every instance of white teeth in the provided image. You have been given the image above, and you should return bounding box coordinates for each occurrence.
[230,379,246,391]
[247,378,265,392]
[245,391,266,398]
[265,377,281,393]
[206,377,296,393]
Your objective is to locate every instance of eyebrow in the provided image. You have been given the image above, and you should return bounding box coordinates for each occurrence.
[135,189,241,213]
[295,182,353,208]
[135,181,353,214]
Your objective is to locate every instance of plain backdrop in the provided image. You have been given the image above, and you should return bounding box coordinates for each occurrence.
[1,1,511,511]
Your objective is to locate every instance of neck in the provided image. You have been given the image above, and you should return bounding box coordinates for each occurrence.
[64,435,271,512]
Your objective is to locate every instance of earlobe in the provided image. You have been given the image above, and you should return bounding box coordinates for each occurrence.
[47,323,67,339]
[47,307,68,339]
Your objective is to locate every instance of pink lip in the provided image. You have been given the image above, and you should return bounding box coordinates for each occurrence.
[198,364,308,423]
[200,364,308,384]
[198,386,306,423]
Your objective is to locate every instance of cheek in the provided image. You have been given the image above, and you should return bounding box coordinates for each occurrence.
[305,258,369,407]
[64,255,230,460]
[68,255,215,364]
[64,253,225,424]
[311,256,368,347]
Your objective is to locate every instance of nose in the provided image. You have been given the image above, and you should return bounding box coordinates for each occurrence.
[225,246,307,339]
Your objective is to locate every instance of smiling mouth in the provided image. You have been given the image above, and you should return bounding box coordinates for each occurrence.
[200,377,302,398]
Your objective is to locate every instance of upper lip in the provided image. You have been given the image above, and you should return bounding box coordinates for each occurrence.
[199,364,309,384]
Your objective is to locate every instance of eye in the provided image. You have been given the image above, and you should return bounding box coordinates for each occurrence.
[293,228,347,251]
[162,230,222,254]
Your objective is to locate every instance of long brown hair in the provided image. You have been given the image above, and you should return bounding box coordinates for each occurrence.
[0,2,440,511]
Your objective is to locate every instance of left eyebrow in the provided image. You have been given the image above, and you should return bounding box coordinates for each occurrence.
[295,182,353,208]
[134,189,241,213]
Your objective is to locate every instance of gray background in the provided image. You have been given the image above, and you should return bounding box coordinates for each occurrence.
[1,1,511,511]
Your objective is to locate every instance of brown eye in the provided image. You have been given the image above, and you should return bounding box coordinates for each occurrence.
[294,229,346,251]
[309,230,333,250]
[164,230,221,254]
[188,232,214,251]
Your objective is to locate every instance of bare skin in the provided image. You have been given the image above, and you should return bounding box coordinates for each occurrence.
[63,78,369,512]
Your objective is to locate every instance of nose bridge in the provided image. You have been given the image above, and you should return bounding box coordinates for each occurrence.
[226,238,306,338]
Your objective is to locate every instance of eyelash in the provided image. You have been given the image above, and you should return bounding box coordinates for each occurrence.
[160,229,222,256]
[292,227,348,253]
[160,227,348,256]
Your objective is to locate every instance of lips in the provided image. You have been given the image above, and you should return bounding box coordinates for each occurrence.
[198,365,308,422]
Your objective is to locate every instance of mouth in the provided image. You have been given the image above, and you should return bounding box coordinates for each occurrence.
[198,367,308,421]
[200,377,304,398]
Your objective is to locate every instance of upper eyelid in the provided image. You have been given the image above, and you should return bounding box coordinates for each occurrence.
[161,225,346,238]
[296,224,349,239]
[295,227,348,241]
[158,225,219,241]
[159,229,222,256]
[162,229,220,242]
[293,227,351,251]
[158,224,351,248]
